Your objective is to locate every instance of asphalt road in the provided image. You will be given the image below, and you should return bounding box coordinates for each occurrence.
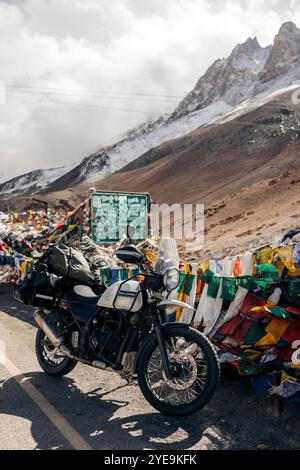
[0,285,299,450]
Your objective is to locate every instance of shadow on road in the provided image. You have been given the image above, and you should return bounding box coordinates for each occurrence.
[1,285,300,450]
[0,371,225,450]
[0,285,36,327]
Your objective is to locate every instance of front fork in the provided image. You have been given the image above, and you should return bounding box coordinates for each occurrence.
[154,323,173,380]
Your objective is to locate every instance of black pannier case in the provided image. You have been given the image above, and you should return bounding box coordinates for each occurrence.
[14,271,57,309]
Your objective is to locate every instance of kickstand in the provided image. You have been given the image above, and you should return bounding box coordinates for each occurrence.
[121,372,138,385]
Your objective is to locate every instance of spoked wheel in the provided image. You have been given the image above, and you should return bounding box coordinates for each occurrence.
[35,328,77,377]
[137,325,220,416]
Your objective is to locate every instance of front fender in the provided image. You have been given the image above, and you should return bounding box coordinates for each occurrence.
[157,299,195,312]
[134,322,190,373]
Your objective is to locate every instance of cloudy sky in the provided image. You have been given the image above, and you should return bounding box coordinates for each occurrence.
[0,0,299,181]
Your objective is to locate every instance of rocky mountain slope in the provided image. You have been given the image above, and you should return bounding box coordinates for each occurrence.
[2,22,300,204]
[171,22,300,120]
[79,88,300,259]
[0,163,77,198]
[5,87,300,261]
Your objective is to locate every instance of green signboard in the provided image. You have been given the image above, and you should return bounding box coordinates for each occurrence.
[90,191,150,243]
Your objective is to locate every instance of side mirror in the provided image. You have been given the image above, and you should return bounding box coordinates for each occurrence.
[116,245,144,265]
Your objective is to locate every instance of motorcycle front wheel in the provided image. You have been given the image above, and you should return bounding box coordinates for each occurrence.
[137,325,220,416]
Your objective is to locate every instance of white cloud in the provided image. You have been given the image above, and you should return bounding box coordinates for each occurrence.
[0,0,299,181]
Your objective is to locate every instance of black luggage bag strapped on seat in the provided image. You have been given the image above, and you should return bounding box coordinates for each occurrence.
[14,270,57,309]
[43,243,95,284]
[15,243,96,308]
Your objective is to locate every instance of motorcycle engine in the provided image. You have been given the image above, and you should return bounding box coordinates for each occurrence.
[90,310,125,365]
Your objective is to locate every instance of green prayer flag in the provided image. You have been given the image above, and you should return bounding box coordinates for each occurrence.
[236,276,258,292]
[182,274,195,296]
[100,267,111,285]
[242,322,267,345]
[120,269,129,281]
[256,264,280,282]
[269,306,292,319]
[199,269,214,284]
[221,278,236,301]
[207,276,221,298]
[287,280,300,307]
[177,272,185,293]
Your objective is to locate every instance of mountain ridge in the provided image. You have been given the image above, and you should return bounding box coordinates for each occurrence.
[1,21,300,204]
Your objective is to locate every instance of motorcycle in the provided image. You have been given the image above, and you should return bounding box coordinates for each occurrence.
[16,235,220,417]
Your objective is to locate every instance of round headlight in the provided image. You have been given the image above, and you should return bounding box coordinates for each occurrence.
[163,267,180,291]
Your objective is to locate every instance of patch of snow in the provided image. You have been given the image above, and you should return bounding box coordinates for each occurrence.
[0,161,78,195]
[85,100,233,183]
[37,163,79,188]
[233,46,270,73]
[209,78,300,127]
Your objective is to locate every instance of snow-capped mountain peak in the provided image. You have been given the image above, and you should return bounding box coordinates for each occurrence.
[2,22,300,201]
[171,36,271,120]
[229,37,267,72]
[260,21,300,82]
[0,163,78,196]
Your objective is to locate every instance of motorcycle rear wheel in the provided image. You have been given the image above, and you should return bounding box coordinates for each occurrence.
[35,328,77,377]
[137,325,220,417]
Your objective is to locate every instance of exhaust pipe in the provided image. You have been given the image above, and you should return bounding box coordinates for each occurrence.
[33,309,109,370]
[33,309,65,348]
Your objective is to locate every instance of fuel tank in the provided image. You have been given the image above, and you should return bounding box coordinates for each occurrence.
[97,280,143,312]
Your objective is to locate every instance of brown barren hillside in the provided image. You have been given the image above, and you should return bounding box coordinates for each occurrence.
[4,92,300,260]
[76,93,300,259]
[84,95,300,203]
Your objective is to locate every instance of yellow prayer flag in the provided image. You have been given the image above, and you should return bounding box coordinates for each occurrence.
[275,245,295,272]
[255,319,290,348]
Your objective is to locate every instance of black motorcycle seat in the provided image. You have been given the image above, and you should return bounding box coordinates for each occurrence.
[68,284,104,305]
